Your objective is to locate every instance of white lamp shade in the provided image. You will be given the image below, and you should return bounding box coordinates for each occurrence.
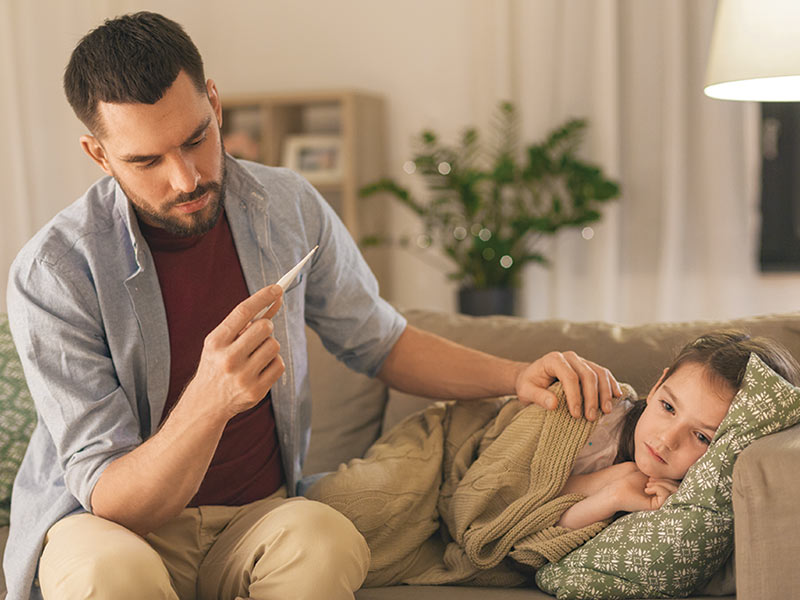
[705,0,800,101]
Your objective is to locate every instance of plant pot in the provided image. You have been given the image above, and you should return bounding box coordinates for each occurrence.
[458,287,515,316]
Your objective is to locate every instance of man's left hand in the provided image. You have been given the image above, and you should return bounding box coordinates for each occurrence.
[515,351,621,420]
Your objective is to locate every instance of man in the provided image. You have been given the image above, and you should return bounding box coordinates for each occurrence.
[4,12,620,600]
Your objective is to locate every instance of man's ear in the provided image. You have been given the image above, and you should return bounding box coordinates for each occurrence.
[646,367,670,403]
[80,135,114,177]
[206,79,222,128]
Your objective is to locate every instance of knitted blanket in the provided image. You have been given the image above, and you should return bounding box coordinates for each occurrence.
[307,384,636,587]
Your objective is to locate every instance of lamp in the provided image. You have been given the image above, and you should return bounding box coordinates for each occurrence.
[704,0,800,101]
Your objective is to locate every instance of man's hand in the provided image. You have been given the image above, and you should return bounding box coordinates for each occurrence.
[183,284,286,422]
[91,285,285,535]
[515,351,621,420]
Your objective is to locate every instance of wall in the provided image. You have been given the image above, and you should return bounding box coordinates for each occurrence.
[3,0,800,323]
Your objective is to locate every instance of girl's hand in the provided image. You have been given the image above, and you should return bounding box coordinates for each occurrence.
[644,477,680,509]
[557,465,680,530]
[607,467,651,513]
[608,468,679,513]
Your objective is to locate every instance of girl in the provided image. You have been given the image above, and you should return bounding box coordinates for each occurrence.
[557,330,800,529]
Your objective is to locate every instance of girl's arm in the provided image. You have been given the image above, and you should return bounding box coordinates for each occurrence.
[560,461,641,497]
[558,466,679,530]
[557,485,621,529]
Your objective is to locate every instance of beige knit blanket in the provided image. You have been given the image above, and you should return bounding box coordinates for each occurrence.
[307,384,636,587]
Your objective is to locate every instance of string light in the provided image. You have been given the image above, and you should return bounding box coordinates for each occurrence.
[403,161,416,174]
[581,227,595,240]
[500,255,513,269]
[438,162,452,175]
[478,228,492,241]
[453,226,467,240]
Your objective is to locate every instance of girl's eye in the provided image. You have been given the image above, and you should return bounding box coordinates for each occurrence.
[660,399,675,413]
[696,432,711,445]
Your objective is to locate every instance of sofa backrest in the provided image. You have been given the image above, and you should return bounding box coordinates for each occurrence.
[305,309,800,474]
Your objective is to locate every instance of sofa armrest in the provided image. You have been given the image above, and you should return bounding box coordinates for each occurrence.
[732,422,800,600]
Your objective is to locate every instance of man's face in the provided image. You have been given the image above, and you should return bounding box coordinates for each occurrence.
[81,71,226,236]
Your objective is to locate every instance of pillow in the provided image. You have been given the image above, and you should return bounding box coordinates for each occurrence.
[0,314,37,527]
[536,353,800,599]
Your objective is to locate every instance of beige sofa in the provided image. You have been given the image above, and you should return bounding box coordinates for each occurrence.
[304,308,800,600]
[3,308,800,599]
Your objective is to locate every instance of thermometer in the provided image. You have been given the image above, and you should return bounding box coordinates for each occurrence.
[251,245,318,321]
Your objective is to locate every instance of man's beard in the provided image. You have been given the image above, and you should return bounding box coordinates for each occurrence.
[120,142,227,237]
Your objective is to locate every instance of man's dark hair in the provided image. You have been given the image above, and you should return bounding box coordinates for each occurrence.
[64,11,206,136]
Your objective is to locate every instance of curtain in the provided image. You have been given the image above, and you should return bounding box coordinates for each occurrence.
[1,2,110,312]
[503,0,762,324]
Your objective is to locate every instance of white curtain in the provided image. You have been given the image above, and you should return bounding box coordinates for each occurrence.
[1,1,111,313]
[504,0,763,324]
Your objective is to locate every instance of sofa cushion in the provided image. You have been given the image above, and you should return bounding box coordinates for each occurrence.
[535,354,800,599]
[354,587,729,600]
[355,586,555,599]
[0,314,36,528]
[304,327,389,475]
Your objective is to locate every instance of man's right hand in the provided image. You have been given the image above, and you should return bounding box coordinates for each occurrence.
[91,285,285,534]
[184,284,285,421]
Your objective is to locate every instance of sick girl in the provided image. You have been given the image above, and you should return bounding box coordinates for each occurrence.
[557,330,800,529]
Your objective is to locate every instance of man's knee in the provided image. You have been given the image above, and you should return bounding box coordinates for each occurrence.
[253,499,370,595]
[39,513,177,600]
[275,499,369,559]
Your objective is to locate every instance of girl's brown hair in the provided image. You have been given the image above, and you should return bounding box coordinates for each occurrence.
[615,330,800,464]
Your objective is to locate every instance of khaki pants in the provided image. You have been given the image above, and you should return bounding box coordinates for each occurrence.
[38,489,370,600]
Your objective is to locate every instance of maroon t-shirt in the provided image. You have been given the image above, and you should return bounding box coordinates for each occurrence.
[139,210,284,507]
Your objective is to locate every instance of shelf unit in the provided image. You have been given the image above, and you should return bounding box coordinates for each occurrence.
[220,90,387,242]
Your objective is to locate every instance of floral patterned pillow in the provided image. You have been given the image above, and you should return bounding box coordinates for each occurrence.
[0,314,37,527]
[536,353,800,599]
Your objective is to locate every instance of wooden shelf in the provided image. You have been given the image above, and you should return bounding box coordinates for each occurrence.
[221,90,387,241]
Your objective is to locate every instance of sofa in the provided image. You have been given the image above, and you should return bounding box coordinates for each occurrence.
[2,308,800,599]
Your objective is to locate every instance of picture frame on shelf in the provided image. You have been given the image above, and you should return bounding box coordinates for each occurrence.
[282,134,343,185]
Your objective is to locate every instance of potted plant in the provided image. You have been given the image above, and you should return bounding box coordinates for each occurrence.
[360,102,621,316]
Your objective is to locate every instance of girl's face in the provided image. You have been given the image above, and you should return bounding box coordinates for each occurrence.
[634,362,734,480]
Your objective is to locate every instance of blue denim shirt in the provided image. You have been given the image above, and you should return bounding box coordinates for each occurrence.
[4,156,406,600]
